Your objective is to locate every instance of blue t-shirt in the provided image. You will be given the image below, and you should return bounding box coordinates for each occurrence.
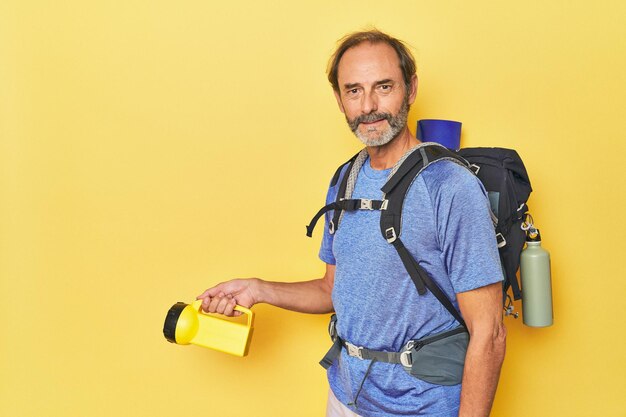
[319,155,504,417]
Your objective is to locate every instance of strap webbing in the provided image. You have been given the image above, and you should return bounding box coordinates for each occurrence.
[306,202,338,238]
[306,199,387,237]
[331,152,364,234]
[344,343,403,363]
[382,144,462,195]
[348,358,377,408]
[506,254,522,299]
[319,337,342,369]
[319,336,403,370]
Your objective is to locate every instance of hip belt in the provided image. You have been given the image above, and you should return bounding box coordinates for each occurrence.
[320,314,469,386]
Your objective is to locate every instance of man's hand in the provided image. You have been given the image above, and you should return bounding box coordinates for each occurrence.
[196,278,259,316]
[196,263,335,316]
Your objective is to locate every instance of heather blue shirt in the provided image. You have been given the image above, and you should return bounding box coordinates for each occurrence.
[319,156,503,417]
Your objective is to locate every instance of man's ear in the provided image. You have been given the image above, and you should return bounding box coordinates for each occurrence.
[408,75,418,104]
[334,90,345,114]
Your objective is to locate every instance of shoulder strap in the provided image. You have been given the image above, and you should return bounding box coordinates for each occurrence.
[329,149,369,234]
[380,143,469,328]
[329,153,358,234]
[380,143,467,241]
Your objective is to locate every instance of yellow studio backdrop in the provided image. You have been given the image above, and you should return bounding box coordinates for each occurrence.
[1,1,625,416]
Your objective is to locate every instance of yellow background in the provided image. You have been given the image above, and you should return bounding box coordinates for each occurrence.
[1,1,625,416]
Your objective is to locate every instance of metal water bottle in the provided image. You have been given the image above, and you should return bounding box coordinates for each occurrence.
[520,229,553,327]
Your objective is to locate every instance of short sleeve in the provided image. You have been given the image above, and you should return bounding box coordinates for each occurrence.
[431,164,504,293]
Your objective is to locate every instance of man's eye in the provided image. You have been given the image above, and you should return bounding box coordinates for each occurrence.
[349,89,359,94]
[380,85,391,91]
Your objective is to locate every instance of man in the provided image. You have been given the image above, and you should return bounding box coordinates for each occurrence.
[197,30,506,417]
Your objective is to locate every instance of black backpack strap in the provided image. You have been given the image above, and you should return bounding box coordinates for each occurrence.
[328,153,359,235]
[329,150,369,235]
[319,337,343,369]
[306,202,340,237]
[498,224,524,300]
[306,198,389,237]
[381,143,469,328]
[381,144,466,241]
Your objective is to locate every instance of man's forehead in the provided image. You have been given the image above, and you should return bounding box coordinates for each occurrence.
[336,42,403,85]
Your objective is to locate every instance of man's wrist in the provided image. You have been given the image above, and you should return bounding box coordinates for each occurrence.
[249,277,265,305]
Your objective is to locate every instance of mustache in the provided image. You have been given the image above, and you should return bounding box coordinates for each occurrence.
[348,112,393,132]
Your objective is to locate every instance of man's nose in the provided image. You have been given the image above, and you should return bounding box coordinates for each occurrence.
[361,91,378,114]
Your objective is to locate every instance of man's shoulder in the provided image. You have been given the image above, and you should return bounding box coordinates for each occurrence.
[419,159,481,192]
[412,159,489,216]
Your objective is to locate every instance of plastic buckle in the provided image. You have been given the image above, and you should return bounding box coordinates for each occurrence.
[380,199,389,210]
[469,164,481,174]
[360,199,373,210]
[346,343,363,360]
[385,227,397,243]
[496,233,506,248]
[329,220,335,235]
[400,341,415,367]
[328,316,337,341]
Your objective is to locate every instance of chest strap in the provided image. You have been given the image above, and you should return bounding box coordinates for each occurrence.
[306,198,388,237]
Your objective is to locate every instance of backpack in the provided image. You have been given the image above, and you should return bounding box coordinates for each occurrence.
[306,142,532,326]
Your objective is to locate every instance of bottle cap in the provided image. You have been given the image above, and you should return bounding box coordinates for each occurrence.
[526,228,541,242]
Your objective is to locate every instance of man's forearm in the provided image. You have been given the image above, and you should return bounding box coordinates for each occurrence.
[254,278,334,314]
[197,264,335,316]
[458,322,507,417]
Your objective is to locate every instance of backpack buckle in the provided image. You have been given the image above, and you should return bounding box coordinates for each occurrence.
[328,314,338,341]
[400,340,416,367]
[360,199,373,210]
[346,342,364,360]
[329,220,335,235]
[496,233,507,248]
[385,227,397,243]
[469,164,481,174]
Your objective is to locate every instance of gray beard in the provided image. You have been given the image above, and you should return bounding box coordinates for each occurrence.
[347,95,410,147]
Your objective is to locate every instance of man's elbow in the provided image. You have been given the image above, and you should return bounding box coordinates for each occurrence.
[493,321,507,363]
[469,320,507,364]
[484,321,507,365]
